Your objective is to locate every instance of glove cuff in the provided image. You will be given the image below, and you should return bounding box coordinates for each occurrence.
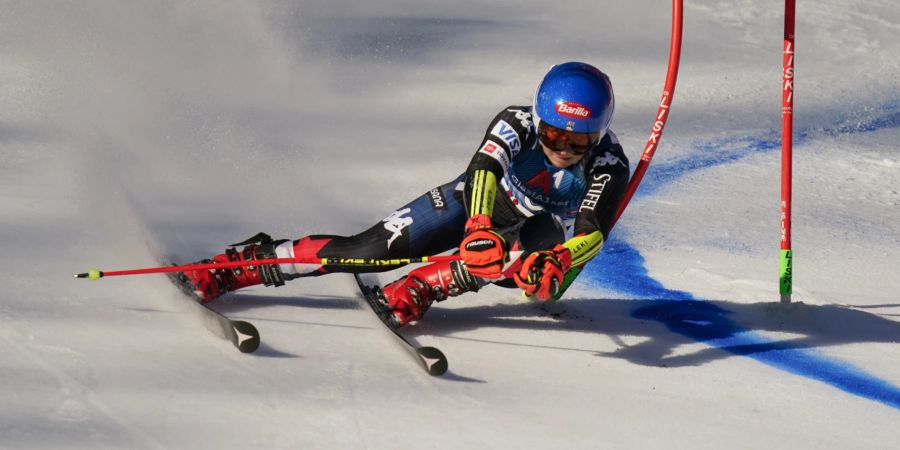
[465,214,493,233]
[552,244,573,272]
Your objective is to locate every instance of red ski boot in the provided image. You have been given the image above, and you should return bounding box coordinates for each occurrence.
[380,259,480,326]
[178,233,288,303]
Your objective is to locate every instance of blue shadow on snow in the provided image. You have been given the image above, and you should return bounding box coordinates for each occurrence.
[581,102,900,410]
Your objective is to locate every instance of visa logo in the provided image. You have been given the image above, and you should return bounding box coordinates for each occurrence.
[491,120,521,153]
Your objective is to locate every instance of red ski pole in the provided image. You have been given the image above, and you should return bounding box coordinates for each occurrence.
[74,255,462,280]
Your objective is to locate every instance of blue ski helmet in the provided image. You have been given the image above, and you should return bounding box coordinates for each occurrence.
[533,62,614,135]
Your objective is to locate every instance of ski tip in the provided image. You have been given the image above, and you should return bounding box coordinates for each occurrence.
[417,346,448,376]
[74,269,104,280]
[231,320,261,353]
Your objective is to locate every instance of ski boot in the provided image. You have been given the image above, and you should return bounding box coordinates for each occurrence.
[380,259,480,326]
[178,233,288,303]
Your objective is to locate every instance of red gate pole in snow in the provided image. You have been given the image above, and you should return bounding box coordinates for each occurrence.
[612,0,683,225]
[551,0,683,299]
[780,0,795,303]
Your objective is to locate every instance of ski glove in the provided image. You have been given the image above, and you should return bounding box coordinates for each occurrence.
[459,214,508,279]
[513,244,573,301]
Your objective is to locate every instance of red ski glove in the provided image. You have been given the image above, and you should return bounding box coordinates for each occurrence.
[513,244,572,301]
[459,214,508,279]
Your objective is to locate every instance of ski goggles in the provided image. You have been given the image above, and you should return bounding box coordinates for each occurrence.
[537,121,601,155]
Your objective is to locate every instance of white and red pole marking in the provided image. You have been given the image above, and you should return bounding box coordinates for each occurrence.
[780,0,795,302]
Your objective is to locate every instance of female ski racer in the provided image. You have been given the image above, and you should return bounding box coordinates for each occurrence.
[179,62,630,327]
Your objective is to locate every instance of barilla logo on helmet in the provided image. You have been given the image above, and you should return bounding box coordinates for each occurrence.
[555,101,593,119]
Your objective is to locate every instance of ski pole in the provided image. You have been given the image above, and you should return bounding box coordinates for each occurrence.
[74,255,462,280]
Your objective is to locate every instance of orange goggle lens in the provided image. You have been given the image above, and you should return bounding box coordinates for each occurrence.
[538,122,600,155]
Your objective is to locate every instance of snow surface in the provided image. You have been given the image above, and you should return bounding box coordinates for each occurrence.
[2,0,899,448]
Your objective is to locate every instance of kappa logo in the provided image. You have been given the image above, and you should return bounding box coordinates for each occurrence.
[592,151,626,168]
[491,120,521,153]
[556,101,593,119]
[506,108,533,129]
[383,208,413,249]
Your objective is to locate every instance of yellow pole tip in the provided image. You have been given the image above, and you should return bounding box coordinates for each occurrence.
[75,269,104,280]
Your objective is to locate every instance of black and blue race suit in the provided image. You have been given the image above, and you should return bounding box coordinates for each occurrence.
[274,106,630,282]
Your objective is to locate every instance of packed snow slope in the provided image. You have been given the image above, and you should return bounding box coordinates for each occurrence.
[2,0,898,448]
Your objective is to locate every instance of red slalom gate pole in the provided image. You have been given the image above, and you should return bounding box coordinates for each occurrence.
[613,0,683,225]
[552,0,683,299]
[780,0,795,303]
[74,255,462,280]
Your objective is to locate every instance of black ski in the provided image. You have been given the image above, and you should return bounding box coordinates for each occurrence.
[167,272,260,353]
[353,274,448,376]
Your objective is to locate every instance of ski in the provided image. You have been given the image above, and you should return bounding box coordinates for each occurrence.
[166,271,260,353]
[353,274,448,376]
